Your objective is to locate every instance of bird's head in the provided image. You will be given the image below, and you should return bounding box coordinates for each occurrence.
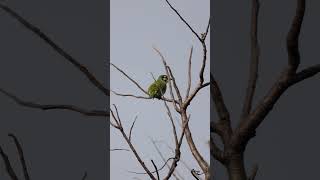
[158,75,170,83]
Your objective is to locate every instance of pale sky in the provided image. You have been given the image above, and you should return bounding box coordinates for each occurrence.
[110,0,210,179]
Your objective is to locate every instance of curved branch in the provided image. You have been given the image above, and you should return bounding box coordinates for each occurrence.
[0,146,19,180]
[8,134,30,180]
[0,88,108,117]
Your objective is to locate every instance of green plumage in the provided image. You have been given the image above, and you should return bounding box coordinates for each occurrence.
[148,75,169,99]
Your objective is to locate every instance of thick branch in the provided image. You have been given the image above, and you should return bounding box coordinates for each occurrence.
[232,0,307,148]
[242,0,260,119]
[0,88,108,117]
[0,4,109,96]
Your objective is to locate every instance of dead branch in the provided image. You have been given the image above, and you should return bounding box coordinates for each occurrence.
[0,88,108,117]
[129,116,138,142]
[0,3,109,96]
[242,0,260,119]
[110,105,156,180]
[232,0,308,148]
[111,90,177,104]
[0,146,19,180]
[111,63,148,95]
[110,148,130,152]
[185,46,193,99]
[150,138,184,180]
[8,134,30,180]
[151,160,160,180]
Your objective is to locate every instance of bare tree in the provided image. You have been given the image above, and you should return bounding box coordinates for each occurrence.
[0,0,211,180]
[110,0,210,179]
[211,0,320,180]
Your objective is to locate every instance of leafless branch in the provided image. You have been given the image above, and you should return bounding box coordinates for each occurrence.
[0,3,109,96]
[291,64,320,84]
[163,101,179,148]
[110,106,156,180]
[287,0,305,73]
[110,148,130,152]
[111,63,148,95]
[164,115,191,180]
[82,172,88,180]
[164,0,202,42]
[127,157,176,175]
[0,88,108,117]
[111,90,178,104]
[242,0,260,119]
[210,75,232,143]
[191,169,201,180]
[150,138,183,180]
[150,72,157,82]
[151,160,160,180]
[129,116,138,142]
[0,146,19,180]
[8,134,30,180]
[152,46,181,112]
[232,0,307,148]
[185,46,193,99]
[154,140,193,173]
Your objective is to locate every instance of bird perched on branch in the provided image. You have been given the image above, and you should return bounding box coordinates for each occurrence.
[148,75,170,99]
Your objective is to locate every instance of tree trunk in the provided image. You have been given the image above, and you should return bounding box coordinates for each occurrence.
[226,153,247,180]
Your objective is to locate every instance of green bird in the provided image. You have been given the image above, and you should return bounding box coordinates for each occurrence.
[148,75,170,99]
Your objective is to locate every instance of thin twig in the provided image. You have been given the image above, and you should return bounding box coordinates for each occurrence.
[111,63,148,95]
[129,116,138,142]
[0,146,19,180]
[185,46,193,99]
[151,160,160,180]
[8,134,30,180]
[150,72,157,82]
[191,169,200,180]
[150,138,183,180]
[127,157,176,175]
[110,148,130,152]
[164,0,202,42]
